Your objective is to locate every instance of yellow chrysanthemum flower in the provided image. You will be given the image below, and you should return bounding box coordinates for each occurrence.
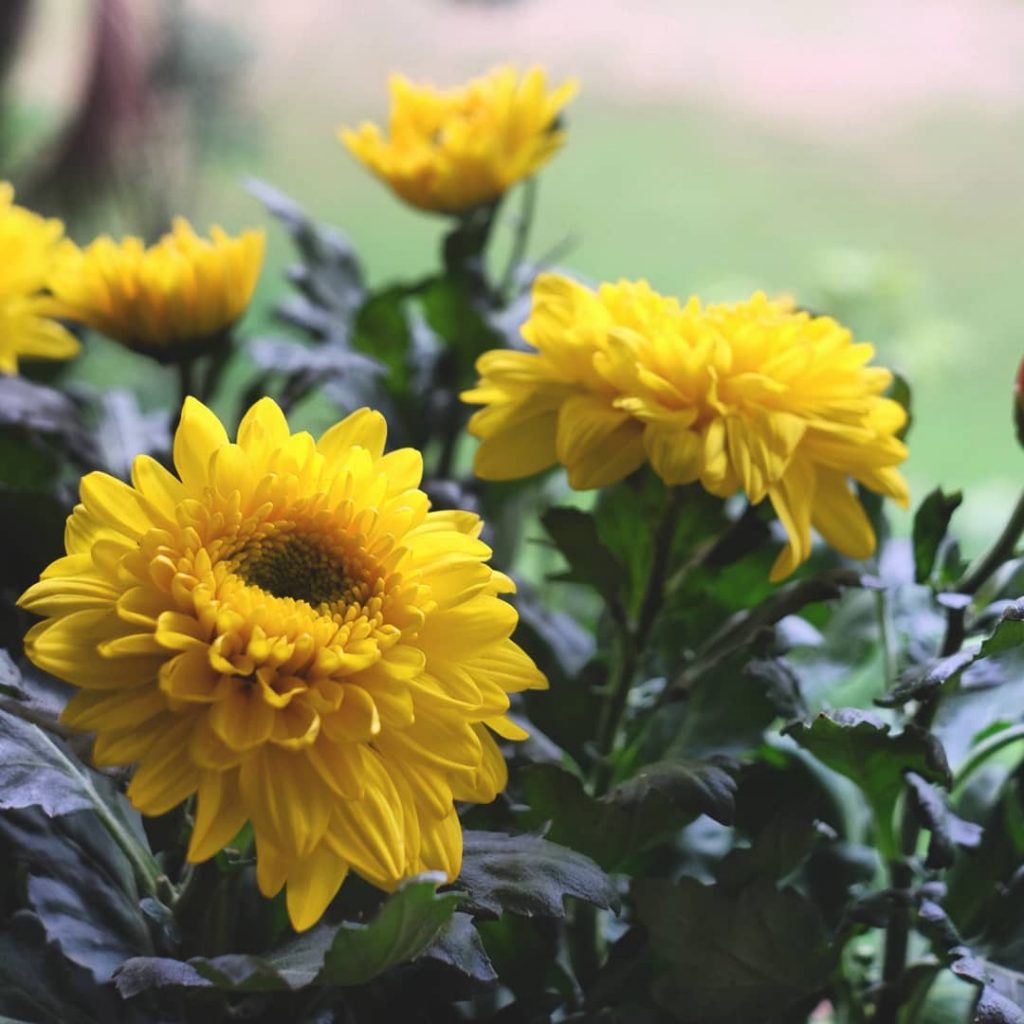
[462,274,910,581]
[340,66,578,213]
[0,183,80,374]
[20,397,545,931]
[48,218,264,360]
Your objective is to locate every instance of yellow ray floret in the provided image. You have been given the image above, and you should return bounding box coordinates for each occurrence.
[462,274,910,581]
[0,182,80,374]
[20,398,546,931]
[341,65,578,213]
[48,218,264,359]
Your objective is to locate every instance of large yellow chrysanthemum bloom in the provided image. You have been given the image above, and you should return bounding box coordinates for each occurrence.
[20,398,545,931]
[462,274,910,581]
[48,218,264,360]
[0,183,80,374]
[340,66,578,213]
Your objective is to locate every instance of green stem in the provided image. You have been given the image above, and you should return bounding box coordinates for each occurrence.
[499,177,537,298]
[875,589,895,694]
[956,488,1024,597]
[954,724,1024,792]
[591,631,638,796]
[591,488,681,796]
[876,487,1024,1022]
[576,488,681,992]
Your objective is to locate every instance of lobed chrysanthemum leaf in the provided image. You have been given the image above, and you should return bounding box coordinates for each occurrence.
[454,830,617,920]
[634,876,838,1024]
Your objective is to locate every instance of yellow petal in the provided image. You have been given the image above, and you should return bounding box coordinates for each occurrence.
[286,842,349,932]
[187,770,248,862]
[173,398,228,492]
[812,469,876,560]
[318,407,388,462]
[767,458,816,581]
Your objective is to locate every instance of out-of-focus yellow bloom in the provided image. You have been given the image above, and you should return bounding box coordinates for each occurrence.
[20,397,545,931]
[463,274,910,581]
[48,218,264,360]
[341,66,578,214]
[0,183,79,374]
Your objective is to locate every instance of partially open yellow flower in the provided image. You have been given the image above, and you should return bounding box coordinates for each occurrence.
[0,183,79,374]
[463,274,910,581]
[20,397,545,931]
[48,218,264,360]
[341,66,578,213]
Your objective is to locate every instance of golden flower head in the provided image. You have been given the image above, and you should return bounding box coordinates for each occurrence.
[20,397,545,931]
[48,218,265,361]
[462,274,910,581]
[340,65,578,214]
[0,183,80,374]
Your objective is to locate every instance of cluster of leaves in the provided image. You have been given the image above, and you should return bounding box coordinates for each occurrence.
[2,175,1024,1024]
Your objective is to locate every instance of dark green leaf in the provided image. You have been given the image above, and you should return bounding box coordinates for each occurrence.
[890,371,913,440]
[913,489,963,584]
[540,506,626,607]
[315,874,458,986]
[784,709,951,856]
[659,648,786,759]
[0,809,153,983]
[420,912,498,987]
[981,602,1024,659]
[1,913,127,1024]
[906,772,983,869]
[634,876,837,1024]
[669,569,872,700]
[114,957,212,998]
[0,710,148,847]
[141,875,459,994]
[455,829,617,918]
[420,277,501,367]
[878,649,976,707]
[517,763,694,872]
[952,954,1024,1023]
[607,756,738,826]
[717,815,824,891]
[352,286,425,402]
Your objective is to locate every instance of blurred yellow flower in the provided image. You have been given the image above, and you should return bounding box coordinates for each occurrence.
[49,218,264,360]
[341,66,578,213]
[0,183,79,374]
[21,397,544,931]
[463,274,910,580]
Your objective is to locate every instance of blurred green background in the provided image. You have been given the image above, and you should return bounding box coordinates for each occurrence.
[4,0,1022,550]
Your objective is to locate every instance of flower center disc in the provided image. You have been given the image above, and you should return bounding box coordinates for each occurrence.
[231,533,355,608]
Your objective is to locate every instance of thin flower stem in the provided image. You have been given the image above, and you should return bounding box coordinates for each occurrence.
[499,177,538,298]
[875,589,895,694]
[575,488,681,993]
[591,487,681,796]
[957,488,1024,597]
[876,486,1024,1023]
